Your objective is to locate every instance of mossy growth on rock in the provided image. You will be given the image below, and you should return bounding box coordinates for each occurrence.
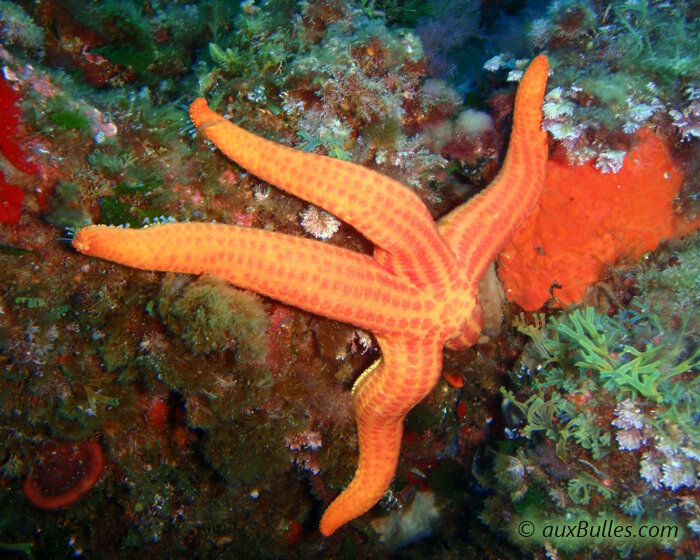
[42,181,92,230]
[157,274,269,361]
[203,410,303,485]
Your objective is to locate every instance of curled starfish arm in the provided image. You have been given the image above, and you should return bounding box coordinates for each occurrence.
[190,99,456,289]
[72,222,419,332]
[437,54,549,282]
[320,335,443,536]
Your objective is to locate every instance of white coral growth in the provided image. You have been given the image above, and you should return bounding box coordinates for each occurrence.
[669,87,700,142]
[616,429,645,451]
[612,400,645,430]
[640,453,662,490]
[613,401,647,450]
[594,149,626,174]
[300,206,341,240]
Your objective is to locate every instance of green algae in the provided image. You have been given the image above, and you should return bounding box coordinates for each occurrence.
[405,402,439,435]
[98,196,140,227]
[0,244,33,255]
[48,109,90,131]
[482,233,700,558]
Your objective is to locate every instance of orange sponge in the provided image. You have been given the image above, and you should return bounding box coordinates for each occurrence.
[498,129,700,311]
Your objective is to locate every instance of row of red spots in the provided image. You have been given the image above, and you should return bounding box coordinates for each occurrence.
[306,292,320,308]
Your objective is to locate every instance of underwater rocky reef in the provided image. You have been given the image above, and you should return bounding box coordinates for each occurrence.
[0,1,698,559]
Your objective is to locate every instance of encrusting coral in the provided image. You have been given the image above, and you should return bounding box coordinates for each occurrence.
[499,129,700,310]
[23,441,104,510]
[72,54,550,535]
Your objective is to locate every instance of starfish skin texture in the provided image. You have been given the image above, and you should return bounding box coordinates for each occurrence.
[73,55,549,536]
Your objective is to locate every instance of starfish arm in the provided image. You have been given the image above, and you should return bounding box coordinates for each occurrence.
[437,54,549,282]
[72,222,420,332]
[319,335,443,536]
[190,99,456,289]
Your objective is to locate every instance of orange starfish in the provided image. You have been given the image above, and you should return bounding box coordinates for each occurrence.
[73,54,549,536]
